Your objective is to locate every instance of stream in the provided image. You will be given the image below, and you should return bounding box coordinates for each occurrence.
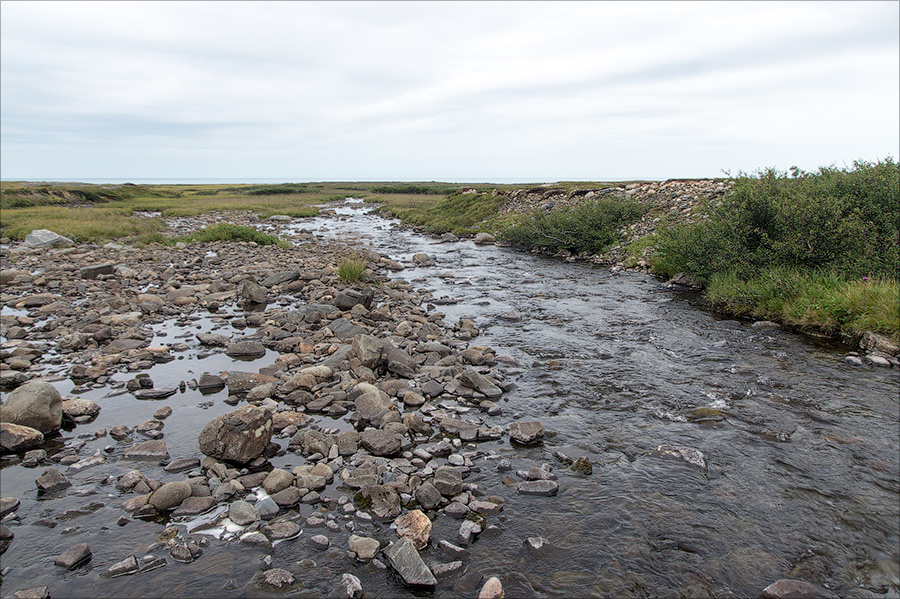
[1,199,898,598]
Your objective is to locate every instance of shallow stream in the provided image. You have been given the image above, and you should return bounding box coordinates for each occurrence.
[1,200,898,598]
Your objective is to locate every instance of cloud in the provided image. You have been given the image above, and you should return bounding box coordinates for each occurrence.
[1,1,897,180]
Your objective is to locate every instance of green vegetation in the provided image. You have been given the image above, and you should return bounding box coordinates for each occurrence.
[376,190,507,235]
[337,253,367,283]
[652,158,899,341]
[499,198,644,254]
[0,204,167,242]
[371,183,458,195]
[178,223,289,248]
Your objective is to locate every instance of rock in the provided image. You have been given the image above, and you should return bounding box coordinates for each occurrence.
[133,387,177,400]
[36,467,71,492]
[226,371,276,394]
[238,280,267,304]
[760,579,826,599]
[340,573,364,599]
[198,373,227,392]
[308,534,330,550]
[523,536,552,555]
[270,486,302,506]
[358,484,402,520]
[0,381,63,433]
[394,509,432,549]
[414,481,442,510]
[433,466,464,496]
[198,405,273,464]
[79,262,117,279]
[859,331,900,357]
[383,344,418,378]
[25,229,74,248]
[384,537,437,586]
[477,576,504,599]
[262,468,294,494]
[507,420,545,445]
[196,333,229,347]
[228,500,260,525]
[412,253,435,266]
[123,439,170,461]
[54,542,92,569]
[349,534,381,560]
[11,587,51,599]
[225,340,267,359]
[261,270,300,287]
[654,445,707,472]
[163,457,200,473]
[171,496,217,517]
[1,496,21,517]
[352,334,384,368]
[329,318,368,340]
[355,389,397,426]
[571,457,592,474]
[360,429,402,457]
[473,233,496,245]
[517,480,559,496]
[102,338,149,354]
[439,539,471,560]
[148,481,191,510]
[261,520,300,540]
[253,568,300,591]
[0,422,44,453]
[458,369,502,397]
[61,398,101,421]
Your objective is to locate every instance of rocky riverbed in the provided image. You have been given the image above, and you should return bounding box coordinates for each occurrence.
[1,203,897,599]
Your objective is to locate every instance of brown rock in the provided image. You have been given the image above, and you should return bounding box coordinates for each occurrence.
[0,381,62,433]
[394,509,432,549]
[198,405,273,464]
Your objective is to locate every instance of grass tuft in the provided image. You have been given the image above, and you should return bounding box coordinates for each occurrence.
[337,253,367,283]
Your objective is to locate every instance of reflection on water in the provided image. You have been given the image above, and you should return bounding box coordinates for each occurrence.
[1,200,897,598]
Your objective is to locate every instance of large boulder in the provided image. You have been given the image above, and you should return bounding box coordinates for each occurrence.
[0,381,63,433]
[198,406,273,464]
[24,229,74,248]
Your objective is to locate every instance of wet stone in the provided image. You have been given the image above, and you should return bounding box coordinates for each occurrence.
[36,468,71,492]
[54,542,92,569]
[517,480,559,496]
[262,520,300,540]
[384,537,437,587]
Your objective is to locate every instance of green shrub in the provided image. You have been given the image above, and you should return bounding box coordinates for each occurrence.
[499,198,644,254]
[653,158,900,282]
[371,184,457,195]
[179,223,289,247]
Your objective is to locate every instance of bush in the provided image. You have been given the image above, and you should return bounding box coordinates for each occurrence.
[499,198,644,254]
[179,223,288,247]
[653,158,899,282]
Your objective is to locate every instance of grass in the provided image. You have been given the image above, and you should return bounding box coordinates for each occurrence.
[0,204,167,242]
[337,253,367,283]
[373,190,508,235]
[703,268,899,342]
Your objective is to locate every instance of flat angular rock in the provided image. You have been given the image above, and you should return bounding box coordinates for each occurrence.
[458,369,502,397]
[61,398,101,420]
[654,445,707,473]
[102,338,149,355]
[36,467,71,492]
[1,497,21,517]
[360,429,402,457]
[133,387,177,400]
[238,280,267,304]
[55,542,92,569]
[384,537,436,587]
[477,577,504,599]
[171,496,217,517]
[12,587,51,599]
[225,340,267,359]
[508,420,545,445]
[517,480,559,496]
[433,466,464,496]
[349,534,381,560]
[79,263,117,279]
[164,457,200,473]
[760,579,826,599]
[198,373,227,392]
[226,371,276,394]
[414,482,442,510]
[261,520,300,540]
[104,555,140,578]
[123,439,170,461]
[261,270,300,287]
[25,229,74,248]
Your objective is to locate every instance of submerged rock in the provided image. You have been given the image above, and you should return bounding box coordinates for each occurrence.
[384,537,437,587]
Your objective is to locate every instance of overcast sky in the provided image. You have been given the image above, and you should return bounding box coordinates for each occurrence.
[1,1,897,182]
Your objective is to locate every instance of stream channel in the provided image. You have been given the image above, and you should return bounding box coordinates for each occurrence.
[1,199,898,598]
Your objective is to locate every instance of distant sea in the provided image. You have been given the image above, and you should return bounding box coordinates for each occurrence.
[2,177,553,185]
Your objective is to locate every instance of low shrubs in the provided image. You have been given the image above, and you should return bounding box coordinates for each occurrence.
[179,223,289,248]
[499,198,644,254]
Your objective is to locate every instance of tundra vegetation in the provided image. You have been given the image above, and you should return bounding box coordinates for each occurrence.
[1,158,896,341]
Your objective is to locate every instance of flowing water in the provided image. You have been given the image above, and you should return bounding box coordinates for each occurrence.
[1,200,898,598]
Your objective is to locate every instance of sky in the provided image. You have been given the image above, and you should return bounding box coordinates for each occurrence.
[1,1,898,183]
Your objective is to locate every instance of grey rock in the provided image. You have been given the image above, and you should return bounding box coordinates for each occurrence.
[262,468,294,494]
[414,481,442,510]
[458,369,502,397]
[1,422,44,453]
[196,333,229,347]
[308,534,330,549]
[384,537,436,586]
[256,498,280,520]
[432,560,464,578]
[148,481,191,510]
[261,270,300,287]
[123,439,170,461]
[104,555,140,578]
[238,280,267,304]
[25,229,74,248]
[360,429,402,457]
[270,486,302,507]
[54,542,92,569]
[133,387,178,400]
[433,466,464,496]
[473,232,496,245]
[261,520,300,540]
[198,373,227,392]
[253,568,299,591]
[517,480,559,496]
[171,496,217,517]
[760,579,826,599]
[36,467,71,492]
[359,484,401,520]
[352,334,384,369]
[348,534,380,560]
[229,500,260,525]
[225,340,267,359]
[508,420,545,445]
[0,381,63,433]
[1,496,21,517]
[340,573,364,599]
[654,445,707,472]
[79,262,117,279]
[225,371,277,394]
[12,587,51,599]
[439,539,470,560]
[198,405,272,464]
